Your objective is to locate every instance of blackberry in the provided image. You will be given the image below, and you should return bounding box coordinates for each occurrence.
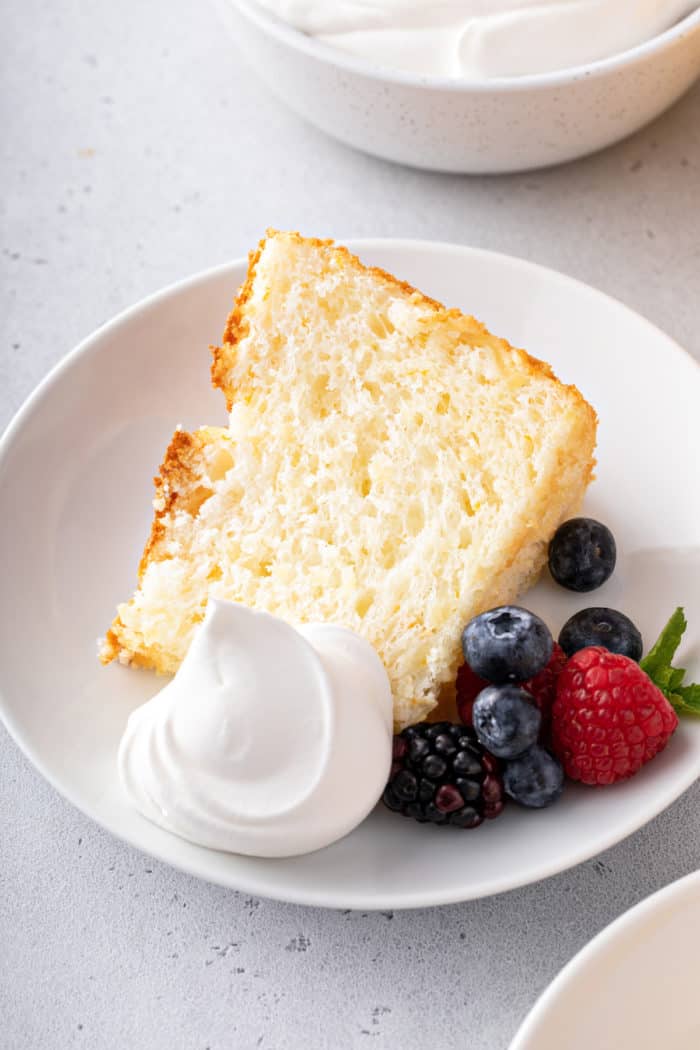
[383,722,504,828]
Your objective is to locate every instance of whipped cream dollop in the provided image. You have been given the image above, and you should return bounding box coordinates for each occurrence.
[255,0,697,78]
[119,599,393,857]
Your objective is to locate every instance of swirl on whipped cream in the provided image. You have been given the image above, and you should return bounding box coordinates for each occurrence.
[118,599,393,857]
[254,0,697,78]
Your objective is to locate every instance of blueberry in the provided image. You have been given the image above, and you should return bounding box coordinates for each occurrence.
[461,606,553,683]
[559,607,643,660]
[503,747,564,808]
[472,685,541,759]
[548,517,616,592]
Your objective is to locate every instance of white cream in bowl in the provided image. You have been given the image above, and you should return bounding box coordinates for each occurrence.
[254,0,698,78]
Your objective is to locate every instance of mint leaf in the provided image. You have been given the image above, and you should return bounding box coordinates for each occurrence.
[640,608,700,716]
[674,682,700,717]
[640,607,687,678]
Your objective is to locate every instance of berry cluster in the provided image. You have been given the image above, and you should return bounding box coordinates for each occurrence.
[462,606,565,807]
[384,517,697,829]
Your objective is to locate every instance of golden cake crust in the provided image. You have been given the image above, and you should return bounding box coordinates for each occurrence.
[211,229,575,411]
[103,230,597,729]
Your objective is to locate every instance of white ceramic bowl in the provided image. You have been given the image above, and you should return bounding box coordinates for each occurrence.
[213,0,700,173]
[510,870,700,1050]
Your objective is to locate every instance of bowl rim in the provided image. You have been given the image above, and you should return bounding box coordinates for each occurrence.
[508,869,700,1049]
[228,0,700,92]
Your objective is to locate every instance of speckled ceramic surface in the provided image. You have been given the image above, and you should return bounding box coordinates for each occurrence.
[217,0,700,173]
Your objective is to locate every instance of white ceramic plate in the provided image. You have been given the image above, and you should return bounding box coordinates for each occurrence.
[510,869,700,1049]
[1,240,699,910]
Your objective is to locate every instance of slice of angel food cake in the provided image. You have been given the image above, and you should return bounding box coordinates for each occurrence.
[101,231,597,731]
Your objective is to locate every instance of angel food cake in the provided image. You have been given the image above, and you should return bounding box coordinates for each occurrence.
[101,231,597,730]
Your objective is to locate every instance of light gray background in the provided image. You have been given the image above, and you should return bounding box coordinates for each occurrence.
[2,2,699,1047]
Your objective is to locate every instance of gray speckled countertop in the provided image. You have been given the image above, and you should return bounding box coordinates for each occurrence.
[2,2,700,1047]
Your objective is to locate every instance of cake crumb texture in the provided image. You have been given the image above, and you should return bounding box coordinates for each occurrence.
[101,231,597,730]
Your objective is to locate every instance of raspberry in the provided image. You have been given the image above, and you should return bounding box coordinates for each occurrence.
[455,661,488,726]
[522,643,568,735]
[551,646,679,785]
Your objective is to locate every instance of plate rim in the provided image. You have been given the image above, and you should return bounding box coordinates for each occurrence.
[509,868,700,1048]
[1,238,699,910]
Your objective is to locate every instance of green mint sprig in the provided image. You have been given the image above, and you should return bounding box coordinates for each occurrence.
[640,607,700,716]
